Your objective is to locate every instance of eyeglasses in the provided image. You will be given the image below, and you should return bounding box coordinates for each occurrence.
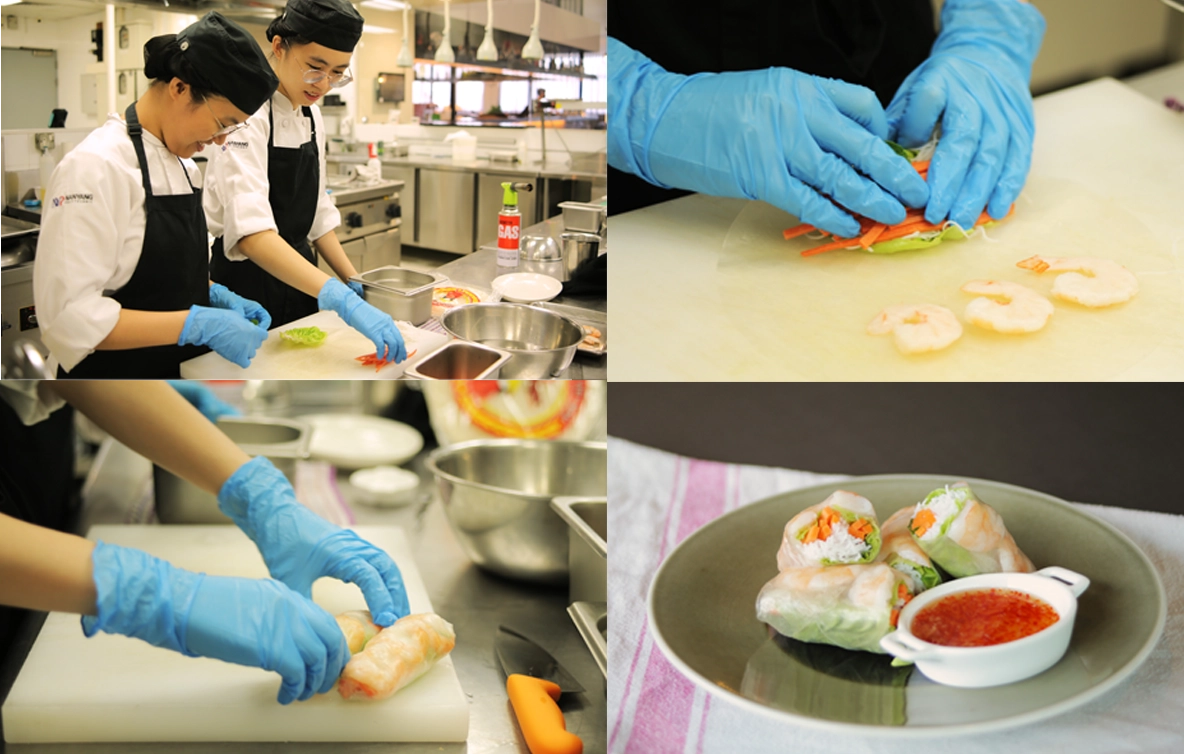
[205,100,249,138]
[302,65,353,89]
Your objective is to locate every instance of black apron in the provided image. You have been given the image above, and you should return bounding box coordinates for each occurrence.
[0,397,77,684]
[607,0,937,216]
[210,101,321,327]
[59,103,211,378]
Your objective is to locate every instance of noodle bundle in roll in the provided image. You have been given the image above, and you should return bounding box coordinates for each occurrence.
[777,490,882,570]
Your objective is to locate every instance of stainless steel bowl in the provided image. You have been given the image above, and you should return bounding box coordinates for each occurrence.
[425,439,607,584]
[351,266,447,325]
[440,303,582,378]
[153,416,310,523]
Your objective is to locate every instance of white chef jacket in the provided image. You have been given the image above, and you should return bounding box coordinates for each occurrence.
[202,90,341,261]
[0,381,65,426]
[32,113,205,373]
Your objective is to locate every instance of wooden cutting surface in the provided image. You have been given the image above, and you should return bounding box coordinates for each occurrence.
[608,78,1184,380]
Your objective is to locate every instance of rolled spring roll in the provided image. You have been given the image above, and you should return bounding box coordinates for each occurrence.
[338,613,457,701]
[908,482,1035,577]
[335,610,381,655]
[874,508,942,592]
[777,490,882,570]
[756,564,915,654]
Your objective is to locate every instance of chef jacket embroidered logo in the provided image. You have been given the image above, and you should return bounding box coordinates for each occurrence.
[222,140,250,151]
[51,193,94,207]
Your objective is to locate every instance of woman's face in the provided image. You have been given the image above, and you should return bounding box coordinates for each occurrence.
[272,38,353,106]
[162,81,249,159]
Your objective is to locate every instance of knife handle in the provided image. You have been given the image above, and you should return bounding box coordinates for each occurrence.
[506,674,583,754]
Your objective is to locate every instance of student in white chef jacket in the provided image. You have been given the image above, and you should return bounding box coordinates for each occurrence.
[33,13,278,378]
[0,380,412,705]
[203,0,407,364]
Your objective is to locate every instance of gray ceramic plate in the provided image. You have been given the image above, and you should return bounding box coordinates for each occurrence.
[647,475,1166,737]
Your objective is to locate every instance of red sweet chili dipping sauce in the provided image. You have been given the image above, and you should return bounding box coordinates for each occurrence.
[911,588,1059,647]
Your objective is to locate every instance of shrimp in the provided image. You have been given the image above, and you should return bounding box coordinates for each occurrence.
[335,610,381,655]
[338,613,456,701]
[960,280,1053,333]
[867,304,962,354]
[1016,255,1138,307]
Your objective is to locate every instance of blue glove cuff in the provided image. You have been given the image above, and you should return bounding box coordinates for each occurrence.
[318,278,364,325]
[935,0,1046,76]
[217,456,292,540]
[83,541,203,657]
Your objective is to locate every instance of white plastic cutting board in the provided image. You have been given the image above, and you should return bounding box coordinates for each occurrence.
[2,525,469,744]
[180,311,449,379]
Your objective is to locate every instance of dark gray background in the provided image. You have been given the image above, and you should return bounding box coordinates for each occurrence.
[607,384,1184,514]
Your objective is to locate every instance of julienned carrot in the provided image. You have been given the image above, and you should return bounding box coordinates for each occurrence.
[783,224,817,240]
[911,508,937,537]
[858,224,886,249]
[800,237,861,257]
[848,519,873,539]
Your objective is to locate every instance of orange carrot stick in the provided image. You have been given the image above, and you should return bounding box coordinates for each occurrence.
[799,237,861,257]
[911,508,937,537]
[858,224,887,249]
[783,224,816,240]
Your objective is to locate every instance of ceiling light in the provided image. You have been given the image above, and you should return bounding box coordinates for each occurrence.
[363,24,395,35]
[521,0,543,60]
[396,6,414,67]
[434,0,454,64]
[476,0,497,61]
[360,0,409,10]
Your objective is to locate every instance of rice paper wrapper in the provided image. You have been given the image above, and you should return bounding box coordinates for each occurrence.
[910,482,1036,578]
[777,490,882,570]
[875,508,942,592]
[755,564,911,655]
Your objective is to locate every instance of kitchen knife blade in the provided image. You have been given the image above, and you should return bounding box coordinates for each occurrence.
[495,626,585,694]
[495,625,583,754]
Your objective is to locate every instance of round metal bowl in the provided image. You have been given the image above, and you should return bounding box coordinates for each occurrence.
[440,303,583,378]
[425,439,607,584]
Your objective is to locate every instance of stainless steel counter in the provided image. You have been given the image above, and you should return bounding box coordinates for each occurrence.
[1,409,606,753]
[327,154,608,182]
[435,215,607,380]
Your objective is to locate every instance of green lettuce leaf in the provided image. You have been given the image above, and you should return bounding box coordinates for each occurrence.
[279,326,327,347]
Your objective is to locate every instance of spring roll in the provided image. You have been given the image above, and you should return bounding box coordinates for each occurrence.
[874,508,942,592]
[908,482,1035,577]
[776,490,882,570]
[338,613,457,701]
[756,564,915,654]
[335,610,381,655]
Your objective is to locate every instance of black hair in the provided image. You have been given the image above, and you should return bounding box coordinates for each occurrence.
[266,14,314,53]
[143,34,217,103]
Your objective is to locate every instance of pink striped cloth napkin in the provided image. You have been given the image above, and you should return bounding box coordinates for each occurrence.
[608,438,1184,754]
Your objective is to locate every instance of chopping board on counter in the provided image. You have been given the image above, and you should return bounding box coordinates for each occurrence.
[180,310,450,379]
[2,526,469,744]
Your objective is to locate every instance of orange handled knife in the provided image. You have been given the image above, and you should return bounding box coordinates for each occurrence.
[495,625,584,754]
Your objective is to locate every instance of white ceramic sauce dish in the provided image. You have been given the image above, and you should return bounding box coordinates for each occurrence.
[879,566,1090,688]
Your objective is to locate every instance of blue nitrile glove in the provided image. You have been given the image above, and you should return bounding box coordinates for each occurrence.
[348,280,365,299]
[886,0,1046,230]
[178,306,268,368]
[208,283,273,331]
[218,456,411,628]
[82,541,348,704]
[318,278,407,363]
[607,36,929,239]
[167,380,241,423]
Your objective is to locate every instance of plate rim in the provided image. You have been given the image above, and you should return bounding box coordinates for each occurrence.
[491,272,562,303]
[645,473,1168,738]
[300,413,424,468]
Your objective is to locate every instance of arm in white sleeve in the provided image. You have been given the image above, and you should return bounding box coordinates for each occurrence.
[33,151,130,371]
[203,114,279,260]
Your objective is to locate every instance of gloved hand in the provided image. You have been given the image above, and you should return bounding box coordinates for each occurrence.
[178,306,268,368]
[607,37,929,238]
[218,456,410,627]
[318,278,407,363]
[83,541,348,704]
[208,283,273,331]
[886,0,1046,230]
[347,280,365,299]
[167,380,241,423]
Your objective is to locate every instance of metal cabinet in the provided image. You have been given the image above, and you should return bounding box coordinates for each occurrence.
[417,169,476,254]
[476,172,539,249]
[318,228,401,276]
[383,165,416,244]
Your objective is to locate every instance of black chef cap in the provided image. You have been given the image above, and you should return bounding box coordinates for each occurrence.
[272,0,365,53]
[176,12,278,114]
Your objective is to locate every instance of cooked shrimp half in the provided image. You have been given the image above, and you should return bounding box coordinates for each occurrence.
[867,304,962,354]
[1016,255,1138,307]
[960,280,1053,333]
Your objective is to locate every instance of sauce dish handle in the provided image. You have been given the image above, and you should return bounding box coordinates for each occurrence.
[880,631,938,661]
[1035,566,1090,597]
